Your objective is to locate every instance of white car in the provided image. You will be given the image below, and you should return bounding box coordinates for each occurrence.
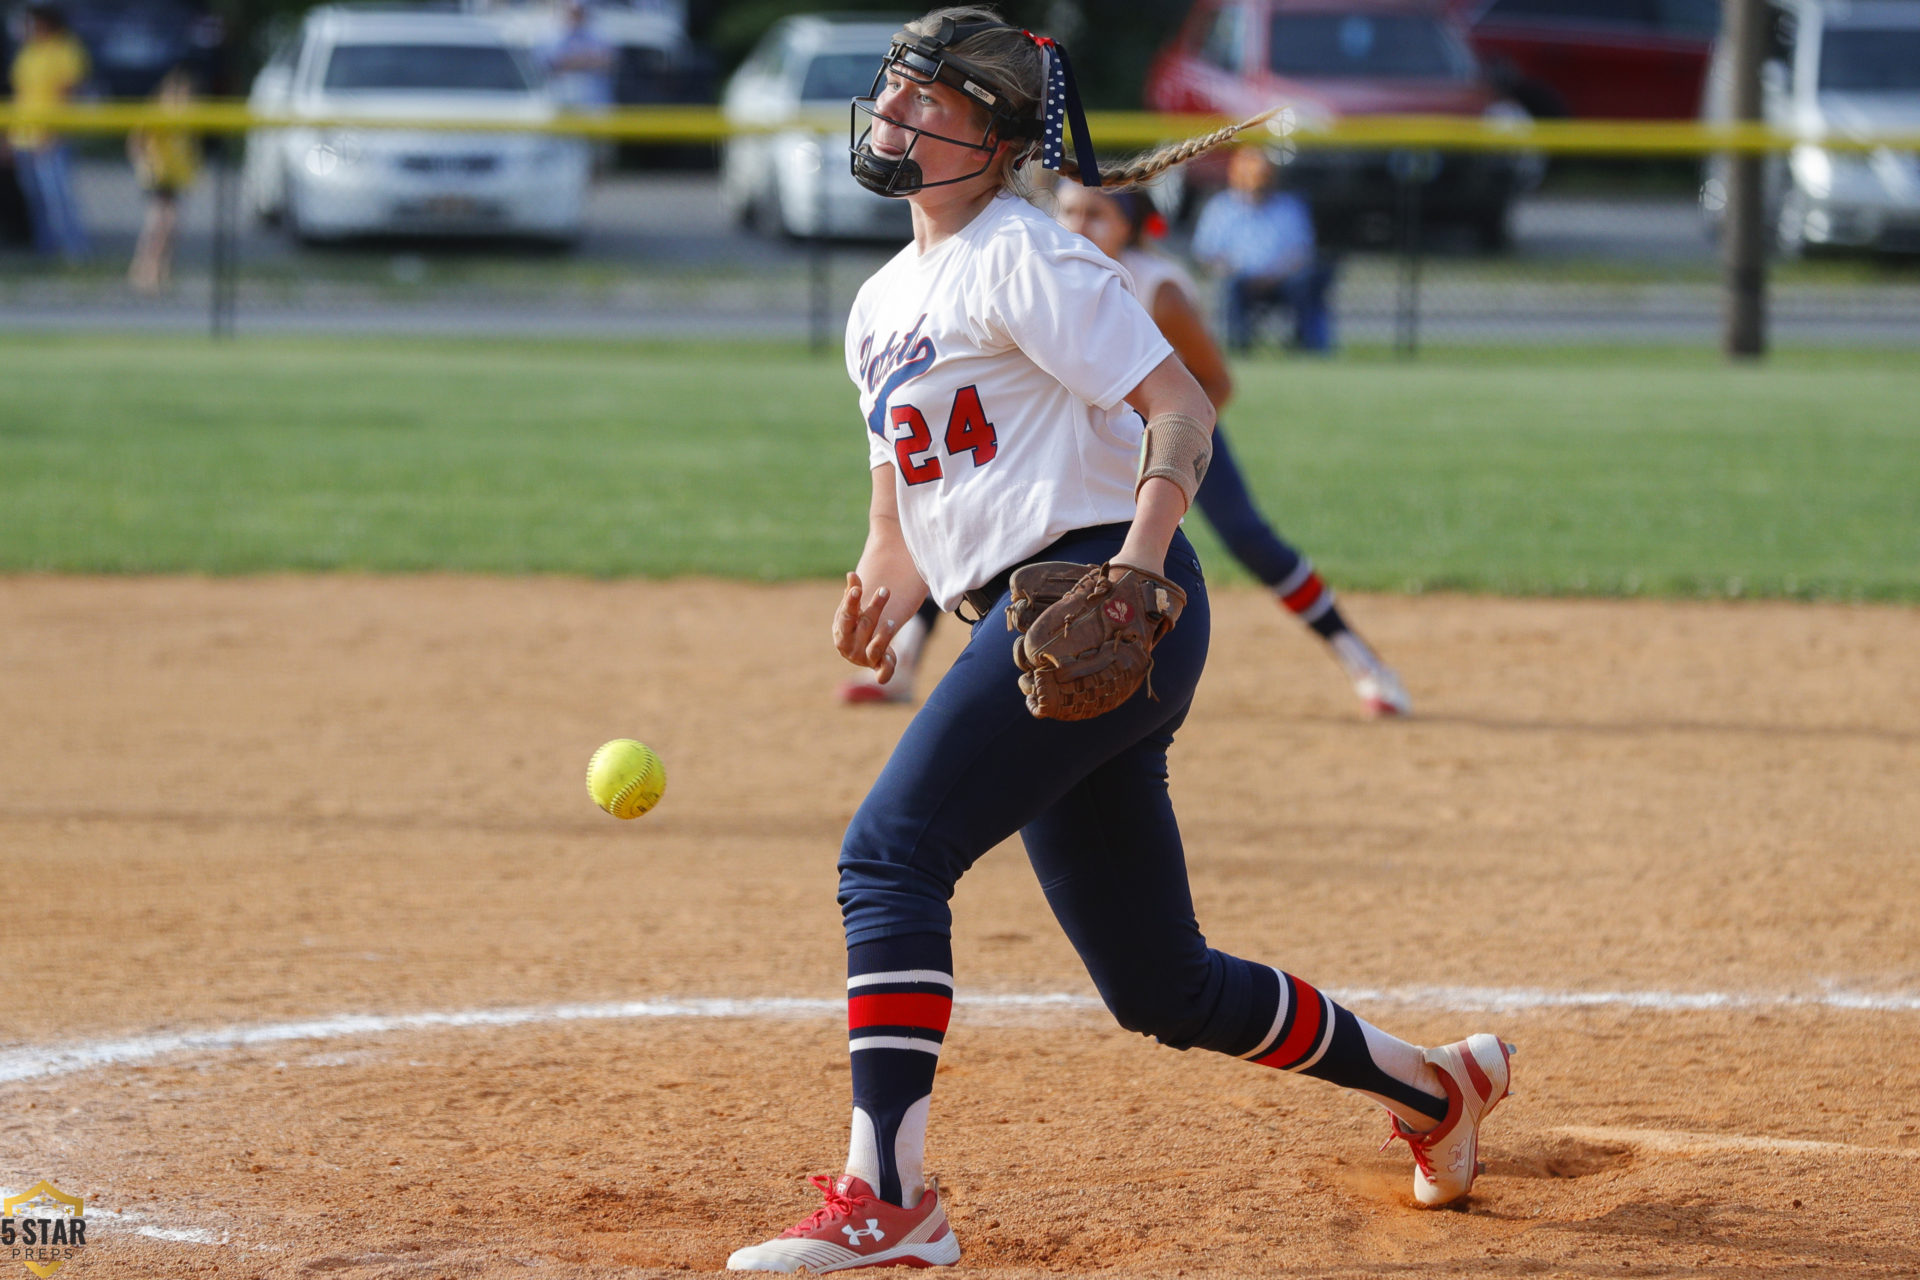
[720,14,912,241]
[242,6,590,243]
[1704,0,1920,254]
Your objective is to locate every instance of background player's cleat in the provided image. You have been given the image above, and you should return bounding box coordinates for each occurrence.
[838,675,916,706]
[1383,1034,1513,1207]
[1352,663,1412,718]
[1330,632,1411,717]
[727,1174,960,1272]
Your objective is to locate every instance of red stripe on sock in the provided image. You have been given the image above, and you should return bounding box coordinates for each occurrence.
[1256,975,1325,1070]
[1281,574,1325,614]
[848,992,953,1033]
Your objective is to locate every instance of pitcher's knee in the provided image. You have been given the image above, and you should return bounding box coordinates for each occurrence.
[1099,978,1216,1050]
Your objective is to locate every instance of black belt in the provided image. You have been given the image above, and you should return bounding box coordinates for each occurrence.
[956,522,1133,624]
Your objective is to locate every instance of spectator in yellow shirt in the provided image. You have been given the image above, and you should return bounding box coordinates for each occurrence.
[8,3,90,259]
[127,66,199,293]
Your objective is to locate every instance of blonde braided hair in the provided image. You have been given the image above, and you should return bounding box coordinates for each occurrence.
[902,8,1278,196]
[1056,109,1281,192]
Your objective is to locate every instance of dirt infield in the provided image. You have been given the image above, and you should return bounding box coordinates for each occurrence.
[3,575,1917,1279]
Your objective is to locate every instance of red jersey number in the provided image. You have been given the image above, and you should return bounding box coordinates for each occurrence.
[943,384,999,468]
[890,405,943,484]
[890,387,1000,487]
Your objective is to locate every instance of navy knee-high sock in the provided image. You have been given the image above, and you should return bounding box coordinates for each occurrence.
[1227,966,1447,1126]
[845,933,953,1206]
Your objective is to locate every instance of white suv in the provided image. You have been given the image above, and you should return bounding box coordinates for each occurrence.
[243,6,590,243]
[720,14,912,241]
[1705,0,1920,254]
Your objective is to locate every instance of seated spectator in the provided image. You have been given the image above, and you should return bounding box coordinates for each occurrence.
[1192,146,1334,353]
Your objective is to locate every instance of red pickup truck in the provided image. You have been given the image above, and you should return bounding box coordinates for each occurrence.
[1144,0,1535,246]
[1445,0,1718,119]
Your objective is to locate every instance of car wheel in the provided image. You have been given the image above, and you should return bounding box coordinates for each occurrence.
[745,185,782,239]
[284,180,323,247]
[1471,201,1513,253]
[1775,188,1809,258]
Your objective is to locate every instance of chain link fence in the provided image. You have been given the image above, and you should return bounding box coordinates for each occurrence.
[3,112,1917,350]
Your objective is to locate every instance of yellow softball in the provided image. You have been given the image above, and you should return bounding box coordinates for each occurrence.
[586,739,666,820]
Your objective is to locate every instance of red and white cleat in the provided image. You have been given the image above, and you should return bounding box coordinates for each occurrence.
[1384,1034,1513,1207]
[727,1174,961,1272]
[1329,632,1412,718]
[1352,664,1412,718]
[838,676,915,706]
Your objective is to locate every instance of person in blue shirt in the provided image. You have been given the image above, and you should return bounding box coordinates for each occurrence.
[540,1,615,112]
[1192,145,1334,353]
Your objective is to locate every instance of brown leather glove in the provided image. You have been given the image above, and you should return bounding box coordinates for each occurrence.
[1005,561,1187,721]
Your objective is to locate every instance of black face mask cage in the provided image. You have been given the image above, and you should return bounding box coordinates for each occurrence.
[848,24,1040,198]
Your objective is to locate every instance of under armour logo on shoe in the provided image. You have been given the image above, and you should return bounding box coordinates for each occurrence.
[843,1220,886,1245]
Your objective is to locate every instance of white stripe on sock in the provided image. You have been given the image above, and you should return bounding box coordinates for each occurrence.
[1296,590,1336,623]
[849,1035,943,1055]
[1357,1015,1443,1100]
[1290,993,1338,1072]
[847,971,954,991]
[1273,560,1315,598]
[1238,965,1292,1060]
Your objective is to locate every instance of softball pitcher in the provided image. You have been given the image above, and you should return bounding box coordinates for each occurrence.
[730,8,1510,1271]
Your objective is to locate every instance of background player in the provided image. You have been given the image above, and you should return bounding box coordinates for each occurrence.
[1052,176,1410,717]
[731,8,1511,1272]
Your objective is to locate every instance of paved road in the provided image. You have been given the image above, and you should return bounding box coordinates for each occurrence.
[41,158,1720,266]
[4,161,1914,344]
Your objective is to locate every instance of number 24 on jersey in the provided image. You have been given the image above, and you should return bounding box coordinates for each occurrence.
[890,385,998,486]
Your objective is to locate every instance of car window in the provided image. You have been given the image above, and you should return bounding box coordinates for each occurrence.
[321,42,532,93]
[1480,0,1658,25]
[1196,6,1244,72]
[800,52,887,102]
[1268,14,1477,80]
[1818,27,1920,92]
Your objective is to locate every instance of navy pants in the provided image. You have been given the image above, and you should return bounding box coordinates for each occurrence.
[1193,422,1307,591]
[1223,264,1335,353]
[839,526,1269,1053]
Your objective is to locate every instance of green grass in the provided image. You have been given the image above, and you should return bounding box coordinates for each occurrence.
[1,335,1915,600]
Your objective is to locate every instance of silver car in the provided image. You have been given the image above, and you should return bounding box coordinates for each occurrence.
[720,14,913,241]
[242,6,590,243]
[1705,0,1920,254]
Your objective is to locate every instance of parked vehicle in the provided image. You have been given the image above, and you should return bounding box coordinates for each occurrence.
[1145,0,1538,248]
[8,0,226,98]
[241,6,589,244]
[1446,0,1719,119]
[1703,0,1920,254]
[720,13,911,241]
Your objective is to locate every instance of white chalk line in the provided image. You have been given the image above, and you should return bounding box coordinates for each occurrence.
[0,1193,228,1248]
[2,984,1916,1088]
[1555,1125,1893,1157]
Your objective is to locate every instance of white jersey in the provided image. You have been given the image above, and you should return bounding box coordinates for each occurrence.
[846,193,1174,611]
